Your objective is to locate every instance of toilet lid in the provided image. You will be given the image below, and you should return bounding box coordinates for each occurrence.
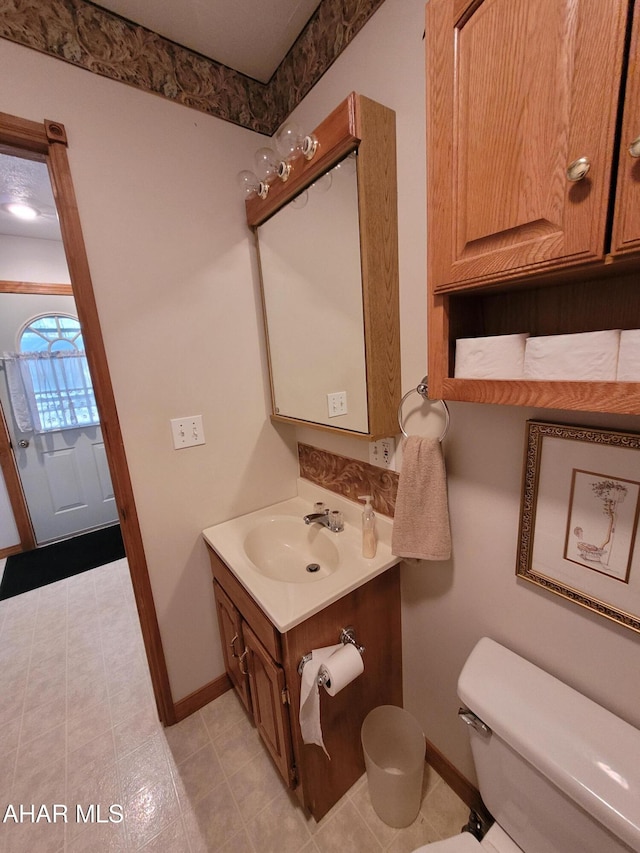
[412,832,481,852]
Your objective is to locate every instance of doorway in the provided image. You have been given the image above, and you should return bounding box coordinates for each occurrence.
[0,151,119,546]
[0,111,175,724]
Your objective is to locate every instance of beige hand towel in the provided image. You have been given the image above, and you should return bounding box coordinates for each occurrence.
[391,435,451,561]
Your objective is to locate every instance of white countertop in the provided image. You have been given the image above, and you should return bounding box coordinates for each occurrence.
[202,479,400,632]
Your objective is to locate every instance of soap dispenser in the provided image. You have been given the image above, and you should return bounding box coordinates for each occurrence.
[358,495,377,558]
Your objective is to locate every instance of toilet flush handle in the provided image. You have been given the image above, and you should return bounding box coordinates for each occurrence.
[458,708,492,738]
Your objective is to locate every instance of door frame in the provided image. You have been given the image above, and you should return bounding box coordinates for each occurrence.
[0,110,176,725]
[0,392,35,555]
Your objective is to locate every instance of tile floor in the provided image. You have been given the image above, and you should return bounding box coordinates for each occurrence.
[0,557,469,852]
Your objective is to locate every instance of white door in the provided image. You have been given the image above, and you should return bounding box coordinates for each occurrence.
[12,422,118,545]
[2,313,118,545]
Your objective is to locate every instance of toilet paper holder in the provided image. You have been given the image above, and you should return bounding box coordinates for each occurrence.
[298,626,365,685]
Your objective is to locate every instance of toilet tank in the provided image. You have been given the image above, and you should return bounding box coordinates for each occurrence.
[458,638,640,853]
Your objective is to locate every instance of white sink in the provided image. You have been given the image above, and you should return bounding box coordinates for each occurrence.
[203,480,400,632]
[243,516,340,583]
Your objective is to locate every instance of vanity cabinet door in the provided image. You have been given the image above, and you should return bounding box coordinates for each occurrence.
[243,622,296,788]
[213,581,251,714]
[426,0,628,291]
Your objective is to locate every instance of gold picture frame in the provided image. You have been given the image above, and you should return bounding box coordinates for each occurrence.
[517,421,640,634]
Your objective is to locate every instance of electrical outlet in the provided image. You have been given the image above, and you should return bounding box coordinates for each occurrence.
[170,415,205,449]
[327,391,348,418]
[369,437,396,470]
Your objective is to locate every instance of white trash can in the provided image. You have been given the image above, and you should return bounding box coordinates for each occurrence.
[361,705,425,828]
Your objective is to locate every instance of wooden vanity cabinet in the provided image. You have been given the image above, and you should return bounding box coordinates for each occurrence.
[425,0,640,413]
[242,620,296,787]
[207,545,402,821]
[213,583,251,714]
[212,572,294,786]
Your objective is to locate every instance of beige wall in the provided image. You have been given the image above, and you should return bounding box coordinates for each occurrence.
[0,37,299,702]
[0,234,71,282]
[3,0,640,785]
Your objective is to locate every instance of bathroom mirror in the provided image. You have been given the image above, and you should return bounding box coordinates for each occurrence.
[246,93,400,439]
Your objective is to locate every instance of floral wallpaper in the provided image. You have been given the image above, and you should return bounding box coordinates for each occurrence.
[298,443,398,517]
[0,0,387,134]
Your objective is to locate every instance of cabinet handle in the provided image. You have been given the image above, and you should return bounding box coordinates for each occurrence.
[629,136,640,158]
[238,649,249,676]
[566,157,591,182]
[229,633,239,658]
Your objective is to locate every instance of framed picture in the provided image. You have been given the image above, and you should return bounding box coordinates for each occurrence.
[517,421,640,634]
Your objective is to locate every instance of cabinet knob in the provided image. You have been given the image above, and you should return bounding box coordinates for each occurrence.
[629,136,640,158]
[566,157,591,182]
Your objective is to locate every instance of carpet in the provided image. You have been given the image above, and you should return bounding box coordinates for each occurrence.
[0,524,125,601]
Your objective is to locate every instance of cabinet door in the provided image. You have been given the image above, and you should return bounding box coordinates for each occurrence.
[243,622,296,788]
[426,0,628,291]
[213,581,251,714]
[611,2,640,256]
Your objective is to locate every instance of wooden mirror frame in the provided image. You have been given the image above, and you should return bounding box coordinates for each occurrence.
[0,111,176,725]
[247,92,401,439]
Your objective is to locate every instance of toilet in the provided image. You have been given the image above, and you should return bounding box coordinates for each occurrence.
[413,638,640,853]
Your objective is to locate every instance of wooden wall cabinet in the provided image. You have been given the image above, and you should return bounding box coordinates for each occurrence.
[426,0,640,413]
[207,546,402,821]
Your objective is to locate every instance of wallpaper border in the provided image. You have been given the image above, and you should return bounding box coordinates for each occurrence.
[0,0,387,134]
[298,443,398,517]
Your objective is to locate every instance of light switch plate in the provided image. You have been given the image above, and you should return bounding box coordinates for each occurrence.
[327,391,348,417]
[171,415,205,449]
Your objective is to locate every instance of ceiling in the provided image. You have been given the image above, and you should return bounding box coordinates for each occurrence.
[0,152,62,242]
[94,0,323,83]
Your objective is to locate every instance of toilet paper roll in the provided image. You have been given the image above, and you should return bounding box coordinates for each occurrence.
[617,330,640,380]
[299,644,341,758]
[454,333,529,379]
[322,643,365,697]
[523,330,621,380]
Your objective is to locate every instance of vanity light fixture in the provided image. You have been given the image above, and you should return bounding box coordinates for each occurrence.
[254,146,280,183]
[237,169,269,200]
[237,121,319,199]
[274,122,318,180]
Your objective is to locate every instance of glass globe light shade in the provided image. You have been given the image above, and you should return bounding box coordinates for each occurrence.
[275,122,305,160]
[254,147,279,182]
[290,190,309,209]
[312,172,332,193]
[237,170,260,198]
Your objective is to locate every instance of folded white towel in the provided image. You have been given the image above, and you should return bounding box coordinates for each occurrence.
[391,436,451,561]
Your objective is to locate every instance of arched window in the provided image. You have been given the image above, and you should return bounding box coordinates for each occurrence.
[12,314,99,432]
[20,314,84,354]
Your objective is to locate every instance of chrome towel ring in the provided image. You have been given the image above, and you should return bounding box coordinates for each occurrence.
[397,376,450,441]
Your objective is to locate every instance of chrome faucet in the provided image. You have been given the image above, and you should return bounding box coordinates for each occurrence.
[303,508,344,532]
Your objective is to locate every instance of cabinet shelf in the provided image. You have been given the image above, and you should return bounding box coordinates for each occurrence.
[439,378,640,415]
